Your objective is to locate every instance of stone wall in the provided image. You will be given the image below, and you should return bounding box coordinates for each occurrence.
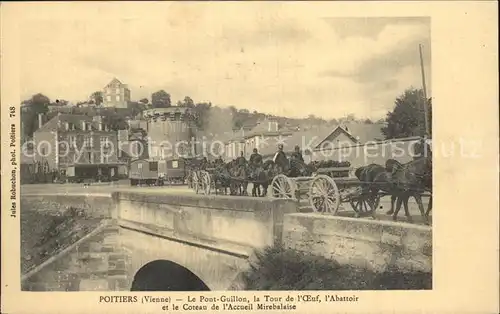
[112,192,298,253]
[22,194,114,218]
[282,213,432,273]
[22,222,132,291]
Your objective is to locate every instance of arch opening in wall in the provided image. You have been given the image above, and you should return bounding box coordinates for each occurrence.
[130,260,210,291]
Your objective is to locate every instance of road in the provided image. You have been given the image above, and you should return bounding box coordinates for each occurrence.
[22,181,432,225]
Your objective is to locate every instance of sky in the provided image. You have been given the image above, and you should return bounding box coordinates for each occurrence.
[17,3,431,120]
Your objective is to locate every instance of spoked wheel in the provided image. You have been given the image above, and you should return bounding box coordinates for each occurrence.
[271,174,296,199]
[349,193,380,218]
[200,170,211,195]
[309,175,340,214]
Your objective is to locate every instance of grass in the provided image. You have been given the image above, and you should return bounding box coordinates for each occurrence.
[21,207,102,274]
[241,245,431,290]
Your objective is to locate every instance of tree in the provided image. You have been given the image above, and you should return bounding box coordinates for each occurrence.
[381,88,432,139]
[364,118,373,124]
[90,91,104,107]
[192,102,212,130]
[21,93,50,137]
[182,96,195,108]
[128,101,146,118]
[139,98,149,105]
[151,90,171,108]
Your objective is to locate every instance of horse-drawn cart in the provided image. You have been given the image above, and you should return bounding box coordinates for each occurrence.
[271,166,381,218]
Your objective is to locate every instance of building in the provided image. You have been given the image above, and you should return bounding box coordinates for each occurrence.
[251,122,385,163]
[102,78,131,108]
[224,119,294,159]
[142,106,197,160]
[33,113,122,179]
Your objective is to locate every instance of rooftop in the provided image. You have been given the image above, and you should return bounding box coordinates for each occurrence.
[35,114,113,133]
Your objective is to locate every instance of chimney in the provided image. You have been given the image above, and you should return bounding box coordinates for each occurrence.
[38,113,44,129]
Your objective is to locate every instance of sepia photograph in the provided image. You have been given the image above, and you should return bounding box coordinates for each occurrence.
[1,2,498,313]
[19,12,433,293]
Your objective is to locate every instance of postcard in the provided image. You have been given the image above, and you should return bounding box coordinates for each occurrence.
[1,1,498,313]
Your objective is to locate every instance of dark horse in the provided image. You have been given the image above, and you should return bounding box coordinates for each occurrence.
[381,157,432,223]
[228,161,249,196]
[212,162,232,195]
[354,163,393,216]
[250,160,280,197]
[354,161,426,222]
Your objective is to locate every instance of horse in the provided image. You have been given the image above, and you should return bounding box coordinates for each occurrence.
[355,162,423,220]
[382,157,432,224]
[212,163,232,195]
[353,164,392,215]
[228,162,249,196]
[250,160,279,197]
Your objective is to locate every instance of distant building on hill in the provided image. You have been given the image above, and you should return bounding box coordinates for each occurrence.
[102,78,131,108]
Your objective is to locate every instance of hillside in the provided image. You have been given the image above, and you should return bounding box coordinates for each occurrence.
[22,95,380,139]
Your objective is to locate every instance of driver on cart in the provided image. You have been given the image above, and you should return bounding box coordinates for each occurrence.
[290,145,304,163]
[273,144,288,174]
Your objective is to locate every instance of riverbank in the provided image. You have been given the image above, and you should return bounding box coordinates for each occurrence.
[21,207,102,274]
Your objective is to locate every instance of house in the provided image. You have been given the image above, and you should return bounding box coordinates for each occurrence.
[33,113,123,179]
[102,78,131,108]
[258,122,385,163]
[315,122,385,150]
[224,119,294,159]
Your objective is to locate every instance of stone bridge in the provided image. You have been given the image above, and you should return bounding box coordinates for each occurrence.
[21,191,432,291]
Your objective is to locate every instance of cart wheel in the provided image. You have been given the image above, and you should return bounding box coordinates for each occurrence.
[271,174,296,199]
[309,174,340,214]
[200,170,211,195]
[349,193,380,218]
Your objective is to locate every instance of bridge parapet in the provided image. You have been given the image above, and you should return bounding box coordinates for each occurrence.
[112,192,298,254]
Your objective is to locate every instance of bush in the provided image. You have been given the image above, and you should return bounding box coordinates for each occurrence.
[241,245,431,290]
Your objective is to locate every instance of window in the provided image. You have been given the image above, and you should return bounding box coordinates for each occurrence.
[149,161,158,171]
[83,137,91,148]
[107,95,112,102]
[172,160,178,168]
[116,88,120,94]
[100,136,109,148]
[87,152,92,163]
[69,135,76,148]
[116,95,120,102]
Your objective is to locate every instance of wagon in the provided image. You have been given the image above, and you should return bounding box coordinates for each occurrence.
[129,159,164,186]
[191,167,229,195]
[159,158,187,185]
[270,166,381,218]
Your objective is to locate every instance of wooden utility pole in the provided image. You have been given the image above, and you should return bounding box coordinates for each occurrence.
[419,44,431,138]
